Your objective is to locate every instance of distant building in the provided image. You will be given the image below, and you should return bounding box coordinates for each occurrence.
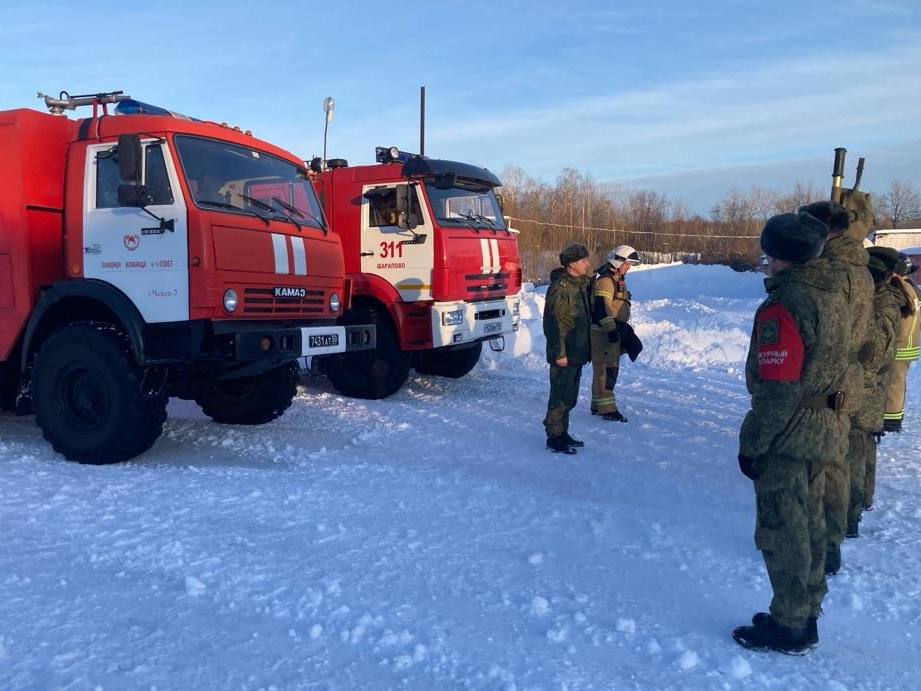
[871,229,921,267]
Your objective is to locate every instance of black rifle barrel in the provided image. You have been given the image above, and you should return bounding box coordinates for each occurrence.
[831,147,847,202]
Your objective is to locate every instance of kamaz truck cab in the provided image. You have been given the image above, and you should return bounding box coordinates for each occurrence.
[314,147,521,399]
[0,91,372,463]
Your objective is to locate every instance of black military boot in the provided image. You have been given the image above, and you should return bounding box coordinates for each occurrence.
[546,435,577,455]
[845,519,859,539]
[601,410,627,422]
[732,617,816,654]
[825,544,841,575]
[750,613,818,646]
[560,431,585,448]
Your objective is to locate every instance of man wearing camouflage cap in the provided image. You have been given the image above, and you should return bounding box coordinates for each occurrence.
[542,243,592,454]
[799,200,873,575]
[734,211,849,654]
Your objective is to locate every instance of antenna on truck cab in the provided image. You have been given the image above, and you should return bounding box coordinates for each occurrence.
[420,85,425,158]
[38,90,128,117]
[321,97,335,171]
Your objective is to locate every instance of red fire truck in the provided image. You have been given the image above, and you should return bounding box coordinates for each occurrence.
[313,147,521,399]
[0,91,372,463]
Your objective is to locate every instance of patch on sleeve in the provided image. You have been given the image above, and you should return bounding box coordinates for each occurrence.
[755,302,804,381]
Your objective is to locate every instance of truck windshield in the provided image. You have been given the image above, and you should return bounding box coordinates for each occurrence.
[175,135,325,230]
[425,181,507,231]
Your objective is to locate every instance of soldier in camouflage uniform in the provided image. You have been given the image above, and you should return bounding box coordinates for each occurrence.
[851,249,904,523]
[799,201,873,575]
[543,243,592,454]
[883,255,920,433]
[733,212,850,654]
[589,245,641,422]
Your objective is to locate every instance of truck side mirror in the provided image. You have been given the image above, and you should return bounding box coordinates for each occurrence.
[394,184,419,230]
[495,193,504,214]
[118,134,142,182]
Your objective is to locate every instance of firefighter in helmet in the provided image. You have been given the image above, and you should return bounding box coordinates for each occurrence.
[589,244,641,422]
[883,252,920,433]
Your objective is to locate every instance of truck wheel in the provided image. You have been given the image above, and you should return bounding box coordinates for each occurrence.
[327,308,409,399]
[31,323,167,464]
[414,342,483,379]
[195,362,298,425]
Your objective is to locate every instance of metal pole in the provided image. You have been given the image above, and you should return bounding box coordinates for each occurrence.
[420,86,425,157]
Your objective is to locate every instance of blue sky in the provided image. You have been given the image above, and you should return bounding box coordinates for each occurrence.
[2,0,918,213]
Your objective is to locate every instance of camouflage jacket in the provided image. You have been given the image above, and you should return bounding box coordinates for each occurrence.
[855,282,902,431]
[543,267,591,366]
[821,236,873,413]
[590,268,631,336]
[739,257,850,463]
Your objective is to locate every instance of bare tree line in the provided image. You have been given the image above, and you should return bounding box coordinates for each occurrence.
[499,165,921,283]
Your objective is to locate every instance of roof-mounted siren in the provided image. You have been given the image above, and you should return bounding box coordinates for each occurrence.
[375,146,415,164]
[113,99,194,120]
[39,90,128,116]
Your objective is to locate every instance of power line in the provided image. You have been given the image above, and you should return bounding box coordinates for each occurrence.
[505,216,761,239]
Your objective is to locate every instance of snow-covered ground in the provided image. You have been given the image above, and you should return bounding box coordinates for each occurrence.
[1,263,919,691]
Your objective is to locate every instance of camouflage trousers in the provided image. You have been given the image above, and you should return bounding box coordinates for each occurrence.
[753,454,827,629]
[543,363,584,438]
[850,429,876,524]
[824,440,850,552]
[589,328,622,414]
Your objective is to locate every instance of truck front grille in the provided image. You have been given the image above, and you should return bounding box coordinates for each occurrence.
[464,272,509,295]
[242,287,325,316]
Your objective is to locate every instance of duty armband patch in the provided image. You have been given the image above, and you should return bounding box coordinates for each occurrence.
[755,303,804,381]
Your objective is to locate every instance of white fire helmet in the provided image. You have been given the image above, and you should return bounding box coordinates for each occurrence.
[607,245,641,268]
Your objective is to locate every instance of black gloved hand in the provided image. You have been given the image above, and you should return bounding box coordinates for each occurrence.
[607,328,620,344]
[738,454,759,480]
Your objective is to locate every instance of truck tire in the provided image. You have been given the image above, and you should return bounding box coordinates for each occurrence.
[326,308,410,399]
[31,323,167,464]
[195,362,298,425]
[414,342,483,379]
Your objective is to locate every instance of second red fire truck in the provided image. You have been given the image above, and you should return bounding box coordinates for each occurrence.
[313,146,522,399]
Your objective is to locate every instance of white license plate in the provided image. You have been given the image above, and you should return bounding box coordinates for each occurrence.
[309,333,339,348]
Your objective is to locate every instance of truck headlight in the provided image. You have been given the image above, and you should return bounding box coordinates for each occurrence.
[223,288,238,313]
[442,309,464,326]
[329,291,341,313]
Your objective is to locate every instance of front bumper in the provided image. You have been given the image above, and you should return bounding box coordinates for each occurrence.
[230,323,376,360]
[430,295,520,348]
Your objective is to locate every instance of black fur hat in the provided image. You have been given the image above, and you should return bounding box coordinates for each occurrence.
[799,201,850,233]
[867,255,889,284]
[760,212,829,263]
[868,246,901,274]
[559,242,589,266]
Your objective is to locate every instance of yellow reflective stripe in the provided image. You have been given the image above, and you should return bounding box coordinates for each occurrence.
[599,317,616,326]
[895,346,919,360]
[883,411,904,420]
[592,396,615,405]
[594,290,613,299]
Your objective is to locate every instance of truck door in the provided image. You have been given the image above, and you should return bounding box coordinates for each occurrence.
[360,183,433,302]
[82,140,189,322]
